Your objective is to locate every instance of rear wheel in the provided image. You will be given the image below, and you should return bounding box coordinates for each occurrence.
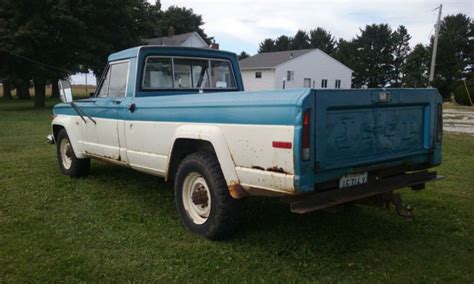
[175,152,240,240]
[56,129,90,177]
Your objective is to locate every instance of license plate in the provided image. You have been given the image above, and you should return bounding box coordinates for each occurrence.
[339,172,368,188]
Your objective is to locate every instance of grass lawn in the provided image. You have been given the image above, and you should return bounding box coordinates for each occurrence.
[1,98,473,282]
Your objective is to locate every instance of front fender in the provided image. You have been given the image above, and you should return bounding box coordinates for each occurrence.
[52,115,87,159]
[167,124,245,198]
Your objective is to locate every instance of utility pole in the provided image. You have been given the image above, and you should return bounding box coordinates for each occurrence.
[429,4,443,86]
[85,72,88,97]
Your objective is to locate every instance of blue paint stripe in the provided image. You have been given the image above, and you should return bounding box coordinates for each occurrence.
[54,89,309,126]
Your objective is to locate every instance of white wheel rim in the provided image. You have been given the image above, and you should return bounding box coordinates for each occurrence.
[182,172,211,225]
[60,138,73,170]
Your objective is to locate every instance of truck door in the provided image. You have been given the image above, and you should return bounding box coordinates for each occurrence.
[81,60,129,160]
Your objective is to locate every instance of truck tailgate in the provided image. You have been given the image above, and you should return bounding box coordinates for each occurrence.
[314,89,438,171]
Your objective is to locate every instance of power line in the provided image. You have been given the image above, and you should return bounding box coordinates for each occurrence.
[0,48,71,75]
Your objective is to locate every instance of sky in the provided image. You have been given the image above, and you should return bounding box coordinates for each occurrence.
[71,0,473,85]
[159,0,473,54]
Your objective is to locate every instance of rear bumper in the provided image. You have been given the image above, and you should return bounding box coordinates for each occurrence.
[290,170,444,214]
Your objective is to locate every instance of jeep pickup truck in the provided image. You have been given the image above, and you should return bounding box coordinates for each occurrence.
[50,46,443,239]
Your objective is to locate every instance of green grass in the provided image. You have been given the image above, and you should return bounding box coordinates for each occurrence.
[1,99,473,282]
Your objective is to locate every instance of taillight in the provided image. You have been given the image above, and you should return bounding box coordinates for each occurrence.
[302,109,311,161]
[436,103,442,142]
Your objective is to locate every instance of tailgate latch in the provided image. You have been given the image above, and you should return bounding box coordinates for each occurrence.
[377,91,391,103]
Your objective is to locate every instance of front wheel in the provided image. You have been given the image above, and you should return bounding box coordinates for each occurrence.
[174,152,240,240]
[56,129,90,177]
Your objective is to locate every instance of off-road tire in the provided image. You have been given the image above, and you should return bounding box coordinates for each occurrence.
[56,129,90,177]
[175,151,240,240]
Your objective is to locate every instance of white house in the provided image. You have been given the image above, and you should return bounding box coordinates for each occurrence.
[143,32,209,48]
[239,49,352,91]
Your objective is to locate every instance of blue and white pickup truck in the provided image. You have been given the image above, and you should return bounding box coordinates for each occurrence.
[50,46,443,239]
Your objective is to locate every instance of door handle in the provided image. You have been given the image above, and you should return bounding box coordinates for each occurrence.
[128,103,136,113]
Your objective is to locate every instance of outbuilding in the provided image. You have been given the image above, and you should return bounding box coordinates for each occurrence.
[239,49,352,91]
[143,31,209,48]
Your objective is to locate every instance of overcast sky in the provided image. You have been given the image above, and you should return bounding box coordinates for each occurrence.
[72,0,473,85]
[161,0,473,54]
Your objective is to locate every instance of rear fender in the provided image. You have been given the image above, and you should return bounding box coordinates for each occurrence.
[167,125,245,198]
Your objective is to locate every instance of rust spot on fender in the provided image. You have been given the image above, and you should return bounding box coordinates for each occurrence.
[251,165,265,171]
[228,182,248,199]
[266,166,288,174]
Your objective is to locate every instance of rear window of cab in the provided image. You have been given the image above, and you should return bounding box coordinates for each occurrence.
[142,56,237,90]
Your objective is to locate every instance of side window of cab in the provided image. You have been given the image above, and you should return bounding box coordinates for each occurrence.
[97,61,130,98]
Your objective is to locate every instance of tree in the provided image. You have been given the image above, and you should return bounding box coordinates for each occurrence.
[258,38,275,53]
[274,35,291,51]
[402,44,430,87]
[309,27,336,55]
[75,0,161,76]
[432,14,473,99]
[352,24,395,88]
[392,25,411,87]
[334,38,356,85]
[291,30,310,50]
[0,0,165,106]
[0,51,13,99]
[159,6,211,45]
[0,0,35,100]
[238,51,250,60]
[135,0,162,39]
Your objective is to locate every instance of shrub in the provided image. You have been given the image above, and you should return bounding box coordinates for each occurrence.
[454,80,474,106]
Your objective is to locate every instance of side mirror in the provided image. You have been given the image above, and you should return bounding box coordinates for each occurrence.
[58,79,73,103]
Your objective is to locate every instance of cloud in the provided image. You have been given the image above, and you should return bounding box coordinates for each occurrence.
[162,0,472,54]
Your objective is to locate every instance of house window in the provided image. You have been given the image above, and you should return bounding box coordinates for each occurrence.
[255,72,262,79]
[335,79,341,89]
[321,79,328,88]
[303,78,311,88]
[287,71,294,81]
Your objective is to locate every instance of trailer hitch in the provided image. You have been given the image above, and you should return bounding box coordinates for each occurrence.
[388,192,413,219]
[357,191,414,219]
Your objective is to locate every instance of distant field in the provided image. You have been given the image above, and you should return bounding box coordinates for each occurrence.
[0,99,473,282]
[0,84,96,98]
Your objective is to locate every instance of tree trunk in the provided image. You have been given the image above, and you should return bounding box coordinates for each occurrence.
[16,79,31,100]
[50,79,59,98]
[2,79,12,99]
[34,79,46,108]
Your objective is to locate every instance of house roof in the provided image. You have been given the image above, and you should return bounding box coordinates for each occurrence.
[239,49,314,69]
[142,32,207,47]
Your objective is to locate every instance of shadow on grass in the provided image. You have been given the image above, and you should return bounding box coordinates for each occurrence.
[0,97,60,112]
